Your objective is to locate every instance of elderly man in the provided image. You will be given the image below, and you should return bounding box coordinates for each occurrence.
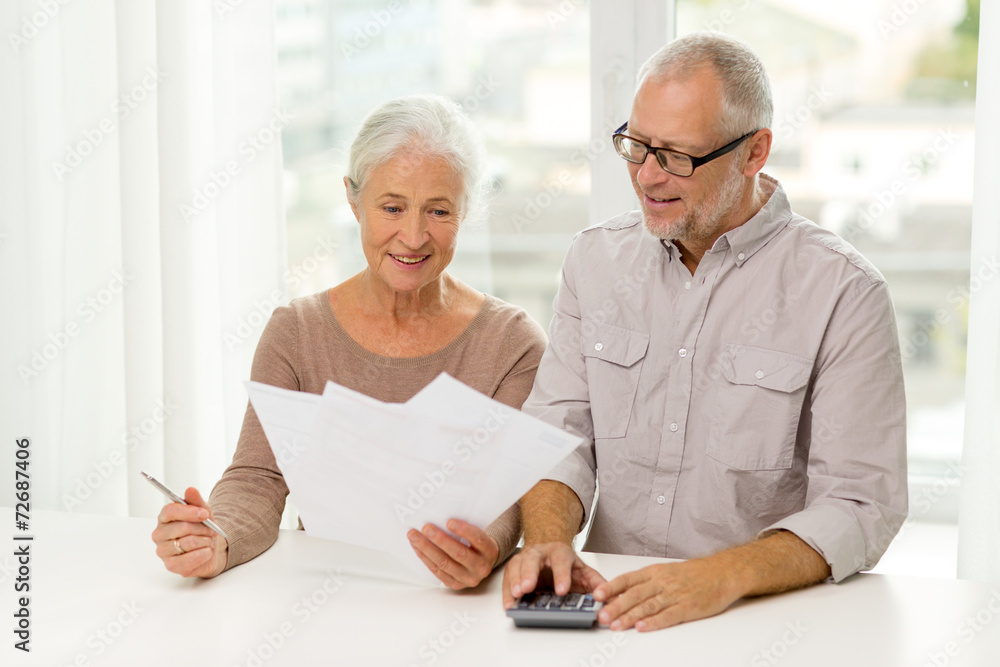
[503,32,907,632]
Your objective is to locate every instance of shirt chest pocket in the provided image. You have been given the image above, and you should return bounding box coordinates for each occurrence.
[707,344,813,471]
[581,320,649,439]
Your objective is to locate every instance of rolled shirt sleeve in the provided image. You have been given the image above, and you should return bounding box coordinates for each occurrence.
[761,280,908,581]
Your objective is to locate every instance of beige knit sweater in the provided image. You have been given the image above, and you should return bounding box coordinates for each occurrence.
[209,290,547,573]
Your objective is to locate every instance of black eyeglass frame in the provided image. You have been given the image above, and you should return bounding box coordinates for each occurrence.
[611,122,759,177]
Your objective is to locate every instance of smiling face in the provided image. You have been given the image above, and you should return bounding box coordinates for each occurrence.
[348,151,465,297]
[626,66,749,246]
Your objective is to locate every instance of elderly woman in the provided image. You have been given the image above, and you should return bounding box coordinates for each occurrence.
[151,94,546,589]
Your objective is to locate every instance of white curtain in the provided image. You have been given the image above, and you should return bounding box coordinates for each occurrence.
[0,0,285,519]
[957,0,1000,580]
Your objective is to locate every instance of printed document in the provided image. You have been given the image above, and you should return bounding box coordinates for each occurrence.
[245,373,582,585]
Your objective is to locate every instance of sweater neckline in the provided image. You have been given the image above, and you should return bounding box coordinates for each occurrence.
[315,290,494,368]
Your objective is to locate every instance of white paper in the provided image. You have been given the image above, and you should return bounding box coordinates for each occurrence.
[242,380,320,487]
[245,373,582,585]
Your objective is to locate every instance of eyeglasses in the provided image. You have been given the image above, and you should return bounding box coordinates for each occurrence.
[611,122,758,177]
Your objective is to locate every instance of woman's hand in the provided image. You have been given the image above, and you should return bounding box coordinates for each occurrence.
[151,487,228,578]
[407,519,500,589]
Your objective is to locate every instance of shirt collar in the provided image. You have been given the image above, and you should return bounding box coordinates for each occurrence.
[659,237,678,261]
[709,174,792,267]
[654,174,792,266]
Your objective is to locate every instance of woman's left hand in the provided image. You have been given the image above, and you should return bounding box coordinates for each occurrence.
[408,519,500,589]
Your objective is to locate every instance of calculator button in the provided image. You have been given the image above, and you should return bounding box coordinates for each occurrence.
[564,593,581,608]
[581,596,595,608]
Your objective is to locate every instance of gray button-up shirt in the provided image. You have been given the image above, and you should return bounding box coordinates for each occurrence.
[524,175,907,582]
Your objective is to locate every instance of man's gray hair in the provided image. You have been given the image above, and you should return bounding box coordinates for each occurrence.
[637,32,773,141]
[345,93,490,227]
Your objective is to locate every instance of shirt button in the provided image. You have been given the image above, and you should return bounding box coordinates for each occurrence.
[670,422,678,432]
[678,348,687,358]
[684,281,691,290]
[737,252,746,261]
[656,495,665,505]
[755,370,764,379]
[594,342,603,351]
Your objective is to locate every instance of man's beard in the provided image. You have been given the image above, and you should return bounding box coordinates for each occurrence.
[642,161,744,245]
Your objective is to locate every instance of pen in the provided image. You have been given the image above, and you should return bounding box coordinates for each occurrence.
[140,471,229,540]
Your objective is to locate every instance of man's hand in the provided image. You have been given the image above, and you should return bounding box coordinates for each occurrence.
[593,531,831,632]
[593,558,742,632]
[502,542,606,609]
[502,480,604,608]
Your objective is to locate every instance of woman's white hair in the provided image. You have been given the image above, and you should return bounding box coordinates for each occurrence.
[637,31,773,142]
[344,93,491,228]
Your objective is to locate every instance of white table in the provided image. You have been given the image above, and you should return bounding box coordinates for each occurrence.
[3,508,999,666]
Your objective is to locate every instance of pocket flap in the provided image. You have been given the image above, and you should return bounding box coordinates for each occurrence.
[721,344,812,392]
[581,320,649,368]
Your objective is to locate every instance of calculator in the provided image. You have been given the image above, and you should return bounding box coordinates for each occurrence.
[506,591,603,628]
